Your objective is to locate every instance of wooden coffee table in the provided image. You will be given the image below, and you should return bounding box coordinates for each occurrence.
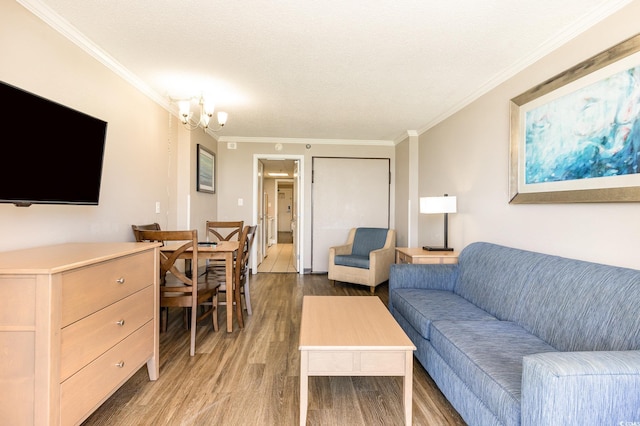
[299,296,416,425]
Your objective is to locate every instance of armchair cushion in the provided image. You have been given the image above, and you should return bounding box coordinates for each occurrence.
[351,227,389,257]
[334,254,370,269]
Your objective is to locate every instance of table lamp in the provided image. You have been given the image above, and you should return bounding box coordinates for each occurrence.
[420,194,457,251]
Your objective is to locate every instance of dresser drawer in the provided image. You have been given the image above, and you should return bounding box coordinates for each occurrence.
[60,286,154,381]
[60,321,154,426]
[61,250,154,326]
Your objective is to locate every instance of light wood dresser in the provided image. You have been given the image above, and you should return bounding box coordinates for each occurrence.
[0,242,160,425]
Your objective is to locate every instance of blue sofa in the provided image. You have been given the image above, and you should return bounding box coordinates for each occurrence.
[389,242,640,426]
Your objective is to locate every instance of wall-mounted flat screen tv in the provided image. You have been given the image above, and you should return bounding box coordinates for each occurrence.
[0,81,108,206]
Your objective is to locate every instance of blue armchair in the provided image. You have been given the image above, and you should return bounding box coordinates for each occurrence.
[328,227,396,293]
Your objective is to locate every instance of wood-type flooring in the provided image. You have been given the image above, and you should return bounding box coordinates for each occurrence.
[82,273,465,426]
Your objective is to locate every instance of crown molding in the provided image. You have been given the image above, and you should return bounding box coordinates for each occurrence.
[218,136,395,146]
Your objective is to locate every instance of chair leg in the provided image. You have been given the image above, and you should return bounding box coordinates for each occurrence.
[183,308,190,329]
[235,283,244,328]
[212,293,219,332]
[189,305,197,356]
[244,282,252,316]
[160,307,168,332]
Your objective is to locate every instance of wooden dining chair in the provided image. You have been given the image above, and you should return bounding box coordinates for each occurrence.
[214,225,257,328]
[131,222,161,242]
[136,229,220,356]
[204,220,244,277]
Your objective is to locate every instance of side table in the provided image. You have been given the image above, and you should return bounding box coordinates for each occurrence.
[395,247,459,264]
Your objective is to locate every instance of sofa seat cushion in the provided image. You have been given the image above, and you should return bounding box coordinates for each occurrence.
[430,320,557,426]
[391,289,497,340]
[334,254,370,269]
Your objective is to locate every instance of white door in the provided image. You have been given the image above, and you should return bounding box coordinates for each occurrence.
[292,160,300,272]
[257,161,265,266]
[311,157,390,273]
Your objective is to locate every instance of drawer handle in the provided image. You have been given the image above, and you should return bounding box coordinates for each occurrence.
[115,361,125,368]
[116,277,125,284]
[116,319,125,326]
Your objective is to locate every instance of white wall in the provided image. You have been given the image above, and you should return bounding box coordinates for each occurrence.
[417,0,640,270]
[0,2,216,251]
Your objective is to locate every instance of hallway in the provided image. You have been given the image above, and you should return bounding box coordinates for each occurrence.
[257,243,297,273]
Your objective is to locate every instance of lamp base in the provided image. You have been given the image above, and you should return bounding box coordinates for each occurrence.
[423,246,454,252]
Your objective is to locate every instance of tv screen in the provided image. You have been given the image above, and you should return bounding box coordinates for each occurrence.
[0,81,107,206]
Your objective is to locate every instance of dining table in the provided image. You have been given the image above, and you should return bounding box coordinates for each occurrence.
[160,240,240,333]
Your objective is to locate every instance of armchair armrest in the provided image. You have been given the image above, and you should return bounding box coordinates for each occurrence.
[522,351,640,426]
[368,245,395,286]
[389,263,459,291]
[330,243,353,256]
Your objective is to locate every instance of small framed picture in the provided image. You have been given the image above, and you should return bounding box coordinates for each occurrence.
[197,144,215,194]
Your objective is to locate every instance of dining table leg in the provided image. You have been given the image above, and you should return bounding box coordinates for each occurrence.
[225,251,234,332]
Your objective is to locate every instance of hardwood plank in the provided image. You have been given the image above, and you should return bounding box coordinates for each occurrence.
[82,273,465,425]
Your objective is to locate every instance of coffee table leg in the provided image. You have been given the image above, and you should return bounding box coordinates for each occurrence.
[300,351,308,426]
[404,350,413,425]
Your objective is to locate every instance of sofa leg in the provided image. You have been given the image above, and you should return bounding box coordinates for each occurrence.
[370,286,375,294]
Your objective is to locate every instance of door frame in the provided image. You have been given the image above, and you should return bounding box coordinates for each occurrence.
[253,154,304,274]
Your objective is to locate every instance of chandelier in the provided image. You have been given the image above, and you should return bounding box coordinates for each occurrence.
[175,96,228,132]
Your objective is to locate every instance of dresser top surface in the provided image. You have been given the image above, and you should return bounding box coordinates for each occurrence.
[0,242,160,274]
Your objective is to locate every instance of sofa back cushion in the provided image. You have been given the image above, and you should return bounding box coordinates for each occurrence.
[457,242,640,352]
[454,242,538,321]
[516,255,640,351]
[351,227,389,257]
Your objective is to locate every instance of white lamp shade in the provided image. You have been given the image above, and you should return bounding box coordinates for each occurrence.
[217,111,228,125]
[420,196,457,214]
[178,100,191,117]
[202,99,215,116]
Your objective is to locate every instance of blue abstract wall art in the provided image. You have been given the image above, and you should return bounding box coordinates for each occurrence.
[525,65,640,185]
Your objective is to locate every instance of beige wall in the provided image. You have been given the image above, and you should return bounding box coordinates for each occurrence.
[188,133,218,237]
[417,0,640,269]
[0,2,217,251]
[216,141,395,271]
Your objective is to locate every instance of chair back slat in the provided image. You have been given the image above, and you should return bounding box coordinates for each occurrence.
[131,223,161,242]
[136,230,197,288]
[206,221,244,242]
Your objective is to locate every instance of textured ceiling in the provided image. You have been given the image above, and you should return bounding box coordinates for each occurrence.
[22,0,632,143]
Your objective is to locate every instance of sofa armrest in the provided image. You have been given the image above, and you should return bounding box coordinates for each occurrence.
[389,263,458,291]
[522,351,640,426]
